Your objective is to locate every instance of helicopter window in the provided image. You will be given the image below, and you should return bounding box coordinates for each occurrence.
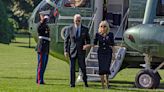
[63,0,91,8]
[34,1,58,23]
[156,0,164,16]
[50,0,60,3]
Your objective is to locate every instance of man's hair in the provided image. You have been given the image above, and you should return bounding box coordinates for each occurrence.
[74,14,81,20]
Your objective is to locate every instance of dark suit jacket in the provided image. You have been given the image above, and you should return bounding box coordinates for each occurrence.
[64,24,90,58]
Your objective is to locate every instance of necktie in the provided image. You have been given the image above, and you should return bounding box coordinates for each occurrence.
[76,28,79,38]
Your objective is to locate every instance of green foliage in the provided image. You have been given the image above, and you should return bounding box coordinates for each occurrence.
[8,18,19,31]
[0,0,43,43]
[0,0,14,44]
[3,0,42,29]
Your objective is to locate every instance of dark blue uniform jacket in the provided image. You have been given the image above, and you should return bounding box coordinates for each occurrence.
[37,22,50,54]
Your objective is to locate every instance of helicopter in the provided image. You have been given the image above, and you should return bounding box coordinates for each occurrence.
[123,0,164,89]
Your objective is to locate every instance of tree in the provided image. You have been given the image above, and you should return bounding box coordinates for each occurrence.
[3,0,42,29]
[0,0,14,44]
[0,0,43,44]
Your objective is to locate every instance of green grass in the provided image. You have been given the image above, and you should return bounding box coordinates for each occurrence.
[0,37,164,92]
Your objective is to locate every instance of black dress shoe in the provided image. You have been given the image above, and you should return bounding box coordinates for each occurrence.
[85,83,89,87]
[40,82,45,85]
[36,82,45,85]
[107,85,110,89]
[70,85,75,87]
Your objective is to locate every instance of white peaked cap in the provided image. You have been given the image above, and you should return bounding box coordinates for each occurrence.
[39,10,50,15]
[44,15,49,19]
[160,21,164,25]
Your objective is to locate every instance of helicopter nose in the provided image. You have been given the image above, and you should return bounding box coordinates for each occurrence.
[127,34,135,43]
[123,26,140,50]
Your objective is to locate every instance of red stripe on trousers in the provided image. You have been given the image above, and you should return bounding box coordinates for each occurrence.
[38,52,43,85]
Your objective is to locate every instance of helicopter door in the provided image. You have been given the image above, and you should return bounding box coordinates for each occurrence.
[106,0,129,40]
[60,0,93,19]
[109,46,126,79]
[63,0,88,7]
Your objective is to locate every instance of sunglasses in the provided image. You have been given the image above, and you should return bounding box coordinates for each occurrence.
[75,20,81,22]
[100,25,107,28]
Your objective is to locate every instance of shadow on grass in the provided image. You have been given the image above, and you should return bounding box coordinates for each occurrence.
[43,82,164,92]
[0,76,34,80]
[0,76,68,81]
[88,82,137,91]
[89,80,164,91]
[109,80,164,91]
[159,82,164,89]
[45,77,68,81]
[44,83,69,86]
[12,41,29,44]
[12,41,36,49]
[17,45,36,49]
[110,80,134,84]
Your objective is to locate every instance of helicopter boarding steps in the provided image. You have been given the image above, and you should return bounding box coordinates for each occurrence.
[76,46,126,82]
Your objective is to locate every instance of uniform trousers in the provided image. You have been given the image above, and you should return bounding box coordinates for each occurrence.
[36,52,49,84]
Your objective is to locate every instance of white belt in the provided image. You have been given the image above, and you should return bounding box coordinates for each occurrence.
[39,36,51,41]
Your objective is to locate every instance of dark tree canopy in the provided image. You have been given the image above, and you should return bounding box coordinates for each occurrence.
[0,0,14,44]
[0,0,42,44]
[4,0,42,29]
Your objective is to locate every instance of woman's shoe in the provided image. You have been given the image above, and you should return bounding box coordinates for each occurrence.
[102,85,105,89]
[107,85,110,89]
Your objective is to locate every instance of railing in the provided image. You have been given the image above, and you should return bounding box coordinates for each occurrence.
[88,8,97,34]
[114,8,129,39]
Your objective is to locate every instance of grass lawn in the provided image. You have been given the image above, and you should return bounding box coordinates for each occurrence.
[0,37,164,92]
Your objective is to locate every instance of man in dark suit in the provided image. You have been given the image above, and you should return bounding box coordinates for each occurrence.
[64,14,90,87]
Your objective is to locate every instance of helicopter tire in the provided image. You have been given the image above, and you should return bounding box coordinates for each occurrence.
[135,69,160,89]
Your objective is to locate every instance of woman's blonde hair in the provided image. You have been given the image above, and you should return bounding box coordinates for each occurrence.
[98,20,110,35]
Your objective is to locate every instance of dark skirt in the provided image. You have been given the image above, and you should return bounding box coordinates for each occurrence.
[98,52,112,75]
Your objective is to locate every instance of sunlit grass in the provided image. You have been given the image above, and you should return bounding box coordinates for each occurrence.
[0,36,164,92]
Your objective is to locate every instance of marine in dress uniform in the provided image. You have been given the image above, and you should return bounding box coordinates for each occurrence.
[36,12,50,84]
